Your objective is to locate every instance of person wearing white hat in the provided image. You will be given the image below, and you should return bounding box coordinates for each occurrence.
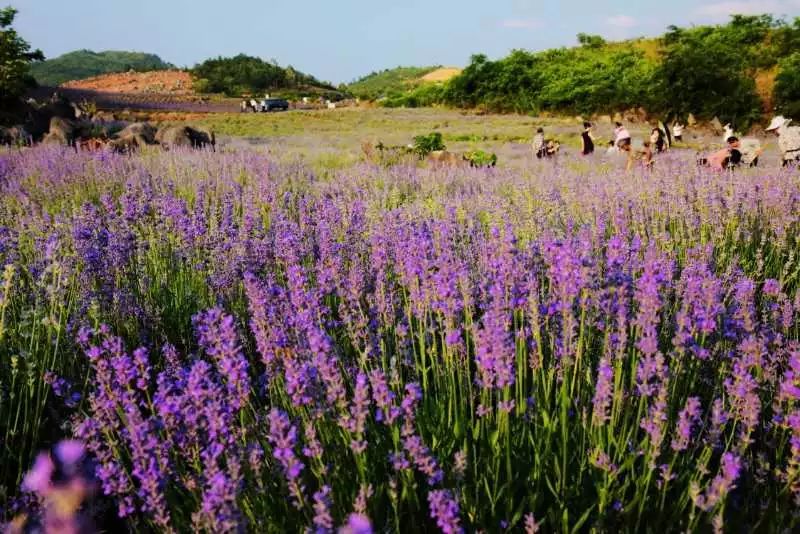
[765,116,800,167]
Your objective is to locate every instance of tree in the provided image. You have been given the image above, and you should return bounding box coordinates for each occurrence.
[0,7,43,104]
[655,24,762,126]
[774,52,800,118]
[577,33,606,48]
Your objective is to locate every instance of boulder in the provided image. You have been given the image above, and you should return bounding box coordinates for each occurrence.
[108,134,148,154]
[46,117,77,146]
[687,113,697,127]
[188,126,215,151]
[710,117,723,134]
[597,115,612,124]
[155,126,194,149]
[115,122,157,145]
[0,125,30,146]
[427,150,466,167]
[155,125,215,150]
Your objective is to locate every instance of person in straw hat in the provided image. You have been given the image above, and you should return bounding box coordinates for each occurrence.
[765,116,800,167]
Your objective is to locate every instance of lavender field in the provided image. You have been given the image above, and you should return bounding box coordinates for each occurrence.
[1,143,799,533]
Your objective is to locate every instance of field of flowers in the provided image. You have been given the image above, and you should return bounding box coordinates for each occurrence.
[1,144,799,533]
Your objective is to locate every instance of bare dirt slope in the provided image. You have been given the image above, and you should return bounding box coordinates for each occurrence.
[420,68,462,83]
[60,70,194,95]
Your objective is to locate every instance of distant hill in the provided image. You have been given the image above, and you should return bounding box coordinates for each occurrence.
[31,50,174,86]
[191,54,341,98]
[61,70,194,95]
[347,66,445,100]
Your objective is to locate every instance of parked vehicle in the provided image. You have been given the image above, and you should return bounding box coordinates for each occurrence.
[260,98,290,112]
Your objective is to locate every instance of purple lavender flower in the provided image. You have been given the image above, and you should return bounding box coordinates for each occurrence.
[592,356,614,425]
[267,408,305,507]
[725,359,761,447]
[193,307,250,410]
[428,489,463,534]
[763,278,781,297]
[339,513,373,534]
[524,513,540,533]
[21,453,55,494]
[403,434,443,485]
[369,369,400,425]
[341,372,370,453]
[313,485,334,533]
[693,453,741,511]
[671,397,702,452]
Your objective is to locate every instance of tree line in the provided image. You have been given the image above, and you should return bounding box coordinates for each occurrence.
[403,15,800,127]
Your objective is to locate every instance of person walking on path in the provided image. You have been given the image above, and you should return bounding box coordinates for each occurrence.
[580,122,595,156]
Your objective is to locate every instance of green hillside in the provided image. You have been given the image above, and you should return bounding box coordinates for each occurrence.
[381,15,800,126]
[31,50,174,86]
[191,54,340,98]
[347,66,441,100]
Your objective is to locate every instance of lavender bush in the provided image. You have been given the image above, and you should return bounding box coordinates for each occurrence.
[1,145,799,532]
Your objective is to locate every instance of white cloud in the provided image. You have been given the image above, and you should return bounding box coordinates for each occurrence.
[694,0,800,20]
[606,15,638,28]
[499,18,542,29]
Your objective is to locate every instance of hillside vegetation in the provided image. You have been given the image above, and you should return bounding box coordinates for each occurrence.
[381,15,800,127]
[347,66,441,100]
[31,50,173,86]
[191,54,341,98]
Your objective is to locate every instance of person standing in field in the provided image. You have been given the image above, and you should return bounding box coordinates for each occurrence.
[580,122,595,155]
[622,140,654,171]
[533,127,547,158]
[765,116,800,166]
[672,121,684,143]
[641,141,655,168]
[614,122,631,149]
[650,127,666,153]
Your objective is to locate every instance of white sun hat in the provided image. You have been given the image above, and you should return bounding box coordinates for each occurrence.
[766,116,792,131]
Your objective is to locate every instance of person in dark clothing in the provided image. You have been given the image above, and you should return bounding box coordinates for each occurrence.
[580,122,595,155]
[533,127,547,159]
[723,136,743,169]
[650,127,666,153]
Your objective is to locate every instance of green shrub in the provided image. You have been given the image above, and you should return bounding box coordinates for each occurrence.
[464,150,497,167]
[191,54,338,97]
[412,132,445,158]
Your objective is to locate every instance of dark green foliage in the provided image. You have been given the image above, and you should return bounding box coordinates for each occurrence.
[382,83,445,108]
[192,54,336,97]
[0,7,43,102]
[347,66,441,100]
[412,132,445,158]
[442,47,657,115]
[774,52,800,118]
[653,16,778,126]
[30,50,172,86]
[464,150,497,167]
[577,33,606,48]
[384,15,800,123]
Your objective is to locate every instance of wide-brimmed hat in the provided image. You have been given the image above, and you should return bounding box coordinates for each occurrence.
[766,116,792,131]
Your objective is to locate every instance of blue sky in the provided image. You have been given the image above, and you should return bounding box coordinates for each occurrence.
[11,0,800,84]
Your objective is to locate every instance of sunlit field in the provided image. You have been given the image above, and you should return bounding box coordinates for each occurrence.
[1,112,799,532]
